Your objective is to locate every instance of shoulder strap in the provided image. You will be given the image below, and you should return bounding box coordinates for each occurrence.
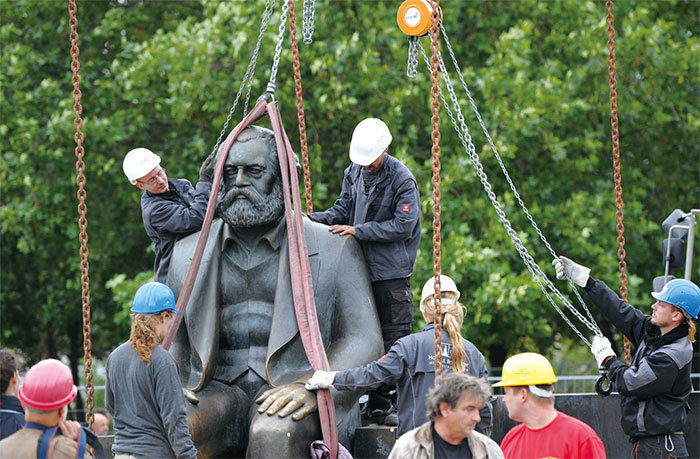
[76,427,87,458]
[37,426,59,459]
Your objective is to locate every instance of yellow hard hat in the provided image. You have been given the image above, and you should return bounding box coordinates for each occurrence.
[492,352,558,387]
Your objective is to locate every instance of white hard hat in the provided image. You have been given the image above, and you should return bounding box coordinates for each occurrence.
[421,274,460,305]
[349,118,392,166]
[123,148,161,185]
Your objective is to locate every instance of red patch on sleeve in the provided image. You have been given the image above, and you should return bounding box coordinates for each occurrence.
[379,354,388,361]
[402,204,410,212]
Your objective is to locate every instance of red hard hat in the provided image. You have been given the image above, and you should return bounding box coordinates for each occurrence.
[18,359,77,411]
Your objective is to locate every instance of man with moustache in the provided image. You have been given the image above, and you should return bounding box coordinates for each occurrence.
[167,126,384,457]
[388,373,502,459]
[123,148,215,282]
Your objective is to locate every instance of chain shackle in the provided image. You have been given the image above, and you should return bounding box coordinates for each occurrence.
[68,0,94,428]
[606,0,632,366]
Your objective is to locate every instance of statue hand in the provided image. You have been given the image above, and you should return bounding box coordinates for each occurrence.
[255,383,317,421]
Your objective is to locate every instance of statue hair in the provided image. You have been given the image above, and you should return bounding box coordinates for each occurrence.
[421,291,467,373]
[129,310,171,365]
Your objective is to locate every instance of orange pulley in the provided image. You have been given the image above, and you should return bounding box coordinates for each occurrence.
[397,0,442,37]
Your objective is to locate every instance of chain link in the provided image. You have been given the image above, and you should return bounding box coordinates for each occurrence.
[417,41,602,347]
[406,36,418,79]
[439,25,598,329]
[68,0,94,428]
[606,0,632,366]
[428,0,443,377]
[268,2,290,93]
[209,0,275,161]
[302,0,315,44]
[286,0,313,213]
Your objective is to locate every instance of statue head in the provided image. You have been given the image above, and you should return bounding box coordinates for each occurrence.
[216,126,285,228]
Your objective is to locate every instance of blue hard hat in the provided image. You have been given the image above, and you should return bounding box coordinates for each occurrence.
[651,279,700,319]
[131,282,178,314]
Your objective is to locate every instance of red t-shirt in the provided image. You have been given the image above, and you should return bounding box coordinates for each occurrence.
[501,411,606,459]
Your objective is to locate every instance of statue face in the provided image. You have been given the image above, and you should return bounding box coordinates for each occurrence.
[217,136,285,228]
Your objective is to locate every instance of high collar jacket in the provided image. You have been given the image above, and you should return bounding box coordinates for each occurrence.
[309,154,421,282]
[584,278,693,438]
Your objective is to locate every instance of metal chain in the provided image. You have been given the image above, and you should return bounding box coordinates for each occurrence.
[302,0,315,44]
[428,0,443,377]
[406,36,418,79]
[209,0,275,160]
[287,0,313,213]
[606,0,632,365]
[439,25,598,328]
[68,0,94,428]
[268,1,290,93]
[417,42,602,347]
[243,0,276,116]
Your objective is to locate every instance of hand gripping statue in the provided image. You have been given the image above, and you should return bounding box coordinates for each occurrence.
[167,126,384,457]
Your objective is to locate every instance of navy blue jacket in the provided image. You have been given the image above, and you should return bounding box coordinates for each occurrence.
[309,155,420,282]
[141,178,211,283]
[333,323,492,437]
[0,395,24,440]
[585,278,693,438]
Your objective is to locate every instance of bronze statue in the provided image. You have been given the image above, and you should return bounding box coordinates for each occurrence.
[167,126,384,457]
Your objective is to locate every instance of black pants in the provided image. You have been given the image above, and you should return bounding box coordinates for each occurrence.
[372,277,414,353]
[366,277,414,412]
[628,434,688,459]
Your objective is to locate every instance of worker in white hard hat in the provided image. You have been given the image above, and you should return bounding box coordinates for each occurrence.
[494,353,606,459]
[306,275,492,437]
[308,118,421,423]
[123,148,215,283]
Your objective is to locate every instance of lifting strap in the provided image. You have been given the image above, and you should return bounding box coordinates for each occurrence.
[162,96,338,458]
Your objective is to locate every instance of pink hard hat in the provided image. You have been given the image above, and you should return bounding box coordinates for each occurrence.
[18,359,77,411]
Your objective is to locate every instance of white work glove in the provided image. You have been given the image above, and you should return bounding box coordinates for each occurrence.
[591,336,616,368]
[552,256,591,288]
[305,370,338,390]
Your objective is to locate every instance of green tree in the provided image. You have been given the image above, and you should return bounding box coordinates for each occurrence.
[1,0,697,400]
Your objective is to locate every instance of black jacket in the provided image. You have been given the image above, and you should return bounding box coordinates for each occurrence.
[141,178,211,283]
[309,155,420,282]
[333,323,492,437]
[0,395,24,440]
[585,278,693,438]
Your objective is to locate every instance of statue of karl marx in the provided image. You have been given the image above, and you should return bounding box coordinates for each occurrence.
[167,126,384,457]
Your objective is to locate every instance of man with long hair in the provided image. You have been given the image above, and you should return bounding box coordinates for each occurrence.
[106,282,196,459]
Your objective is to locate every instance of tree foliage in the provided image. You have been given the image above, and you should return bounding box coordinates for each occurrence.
[1,0,698,380]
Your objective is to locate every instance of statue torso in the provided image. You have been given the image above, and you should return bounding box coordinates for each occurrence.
[214,231,280,395]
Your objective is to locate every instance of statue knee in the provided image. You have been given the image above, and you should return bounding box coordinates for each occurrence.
[247,412,320,458]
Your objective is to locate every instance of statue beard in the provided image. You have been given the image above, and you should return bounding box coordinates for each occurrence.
[217,181,285,228]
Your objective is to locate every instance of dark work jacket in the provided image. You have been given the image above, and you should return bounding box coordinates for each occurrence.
[141,178,211,283]
[333,323,492,437]
[309,155,421,282]
[584,278,693,438]
[0,395,24,440]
